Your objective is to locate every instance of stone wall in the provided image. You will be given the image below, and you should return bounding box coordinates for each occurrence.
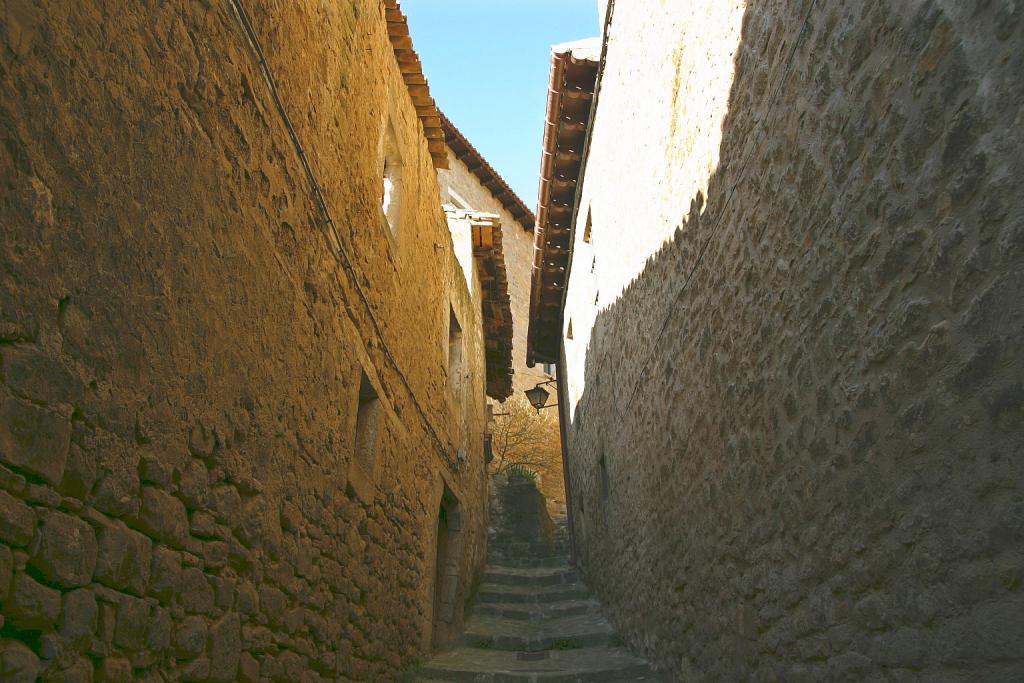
[0,1,490,680]
[562,0,1024,680]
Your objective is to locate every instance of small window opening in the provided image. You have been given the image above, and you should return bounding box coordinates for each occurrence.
[381,123,402,237]
[583,208,592,243]
[599,451,610,501]
[483,433,494,465]
[448,307,463,394]
[567,319,574,340]
[354,372,380,474]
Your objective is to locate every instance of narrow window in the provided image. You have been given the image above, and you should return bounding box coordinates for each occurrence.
[483,433,494,465]
[583,207,592,243]
[354,372,380,474]
[448,307,463,395]
[598,451,610,501]
[566,319,574,340]
[381,122,403,237]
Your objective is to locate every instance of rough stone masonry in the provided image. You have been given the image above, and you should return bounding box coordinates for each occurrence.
[550,0,1024,681]
[0,0,495,680]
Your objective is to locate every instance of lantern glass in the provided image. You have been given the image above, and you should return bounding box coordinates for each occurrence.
[525,385,550,410]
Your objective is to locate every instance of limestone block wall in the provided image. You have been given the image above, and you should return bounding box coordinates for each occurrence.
[563,0,1024,680]
[0,1,489,680]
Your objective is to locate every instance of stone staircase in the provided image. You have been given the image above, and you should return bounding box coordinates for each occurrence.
[414,476,666,682]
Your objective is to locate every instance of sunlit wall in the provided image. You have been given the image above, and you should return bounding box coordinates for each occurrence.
[563,1,748,419]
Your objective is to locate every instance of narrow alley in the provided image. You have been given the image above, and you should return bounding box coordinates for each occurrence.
[0,0,1021,681]
[416,476,664,682]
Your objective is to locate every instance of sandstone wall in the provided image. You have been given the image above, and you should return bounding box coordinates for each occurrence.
[563,0,1024,679]
[0,0,490,680]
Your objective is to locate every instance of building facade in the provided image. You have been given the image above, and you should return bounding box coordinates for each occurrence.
[437,117,567,504]
[438,116,550,396]
[530,1,1024,680]
[0,0,509,680]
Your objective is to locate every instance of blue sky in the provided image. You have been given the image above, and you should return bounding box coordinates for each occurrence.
[403,1,599,209]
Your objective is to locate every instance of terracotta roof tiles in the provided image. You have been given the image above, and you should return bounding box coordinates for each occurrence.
[384,1,447,169]
[527,40,600,365]
[441,113,535,231]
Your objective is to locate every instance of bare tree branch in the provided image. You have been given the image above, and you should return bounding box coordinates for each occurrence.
[490,396,564,503]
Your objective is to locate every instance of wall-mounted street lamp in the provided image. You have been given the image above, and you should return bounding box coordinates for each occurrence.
[525,379,559,413]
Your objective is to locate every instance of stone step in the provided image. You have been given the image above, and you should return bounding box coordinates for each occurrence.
[488,530,563,537]
[416,646,667,682]
[461,612,617,651]
[488,538,566,545]
[486,555,571,569]
[475,583,590,604]
[488,549,570,561]
[489,541,571,553]
[482,565,580,587]
[488,549,569,557]
[472,598,601,621]
[487,540,568,547]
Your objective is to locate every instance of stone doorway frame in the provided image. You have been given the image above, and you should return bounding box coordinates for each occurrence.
[430,481,463,650]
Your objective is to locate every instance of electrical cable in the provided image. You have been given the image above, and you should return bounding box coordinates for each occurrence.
[226,0,460,471]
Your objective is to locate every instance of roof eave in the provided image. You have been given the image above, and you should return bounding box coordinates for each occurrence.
[526,46,599,366]
[384,1,448,169]
[439,112,535,232]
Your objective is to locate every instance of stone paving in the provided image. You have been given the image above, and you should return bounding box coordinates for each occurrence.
[415,477,666,682]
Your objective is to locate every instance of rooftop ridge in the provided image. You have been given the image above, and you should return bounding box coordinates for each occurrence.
[440,112,536,231]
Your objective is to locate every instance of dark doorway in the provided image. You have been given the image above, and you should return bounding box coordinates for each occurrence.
[431,484,463,650]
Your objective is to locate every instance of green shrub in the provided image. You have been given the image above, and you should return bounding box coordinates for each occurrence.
[505,462,539,483]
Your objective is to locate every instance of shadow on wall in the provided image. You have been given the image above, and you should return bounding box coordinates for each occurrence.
[566,0,1023,680]
[558,0,750,420]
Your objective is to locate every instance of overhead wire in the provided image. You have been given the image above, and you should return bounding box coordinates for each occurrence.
[226,0,460,471]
